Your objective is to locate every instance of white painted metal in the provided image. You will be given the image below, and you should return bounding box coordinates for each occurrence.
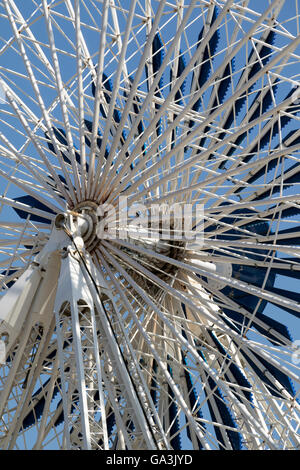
[0,0,299,451]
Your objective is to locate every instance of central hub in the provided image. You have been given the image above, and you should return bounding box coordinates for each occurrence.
[72,200,99,252]
[57,200,187,295]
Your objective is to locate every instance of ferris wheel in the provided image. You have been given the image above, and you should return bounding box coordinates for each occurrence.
[0,0,299,450]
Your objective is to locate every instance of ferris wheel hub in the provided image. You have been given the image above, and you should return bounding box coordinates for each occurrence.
[58,200,100,252]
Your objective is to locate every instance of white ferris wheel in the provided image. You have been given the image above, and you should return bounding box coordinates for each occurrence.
[0,0,299,451]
